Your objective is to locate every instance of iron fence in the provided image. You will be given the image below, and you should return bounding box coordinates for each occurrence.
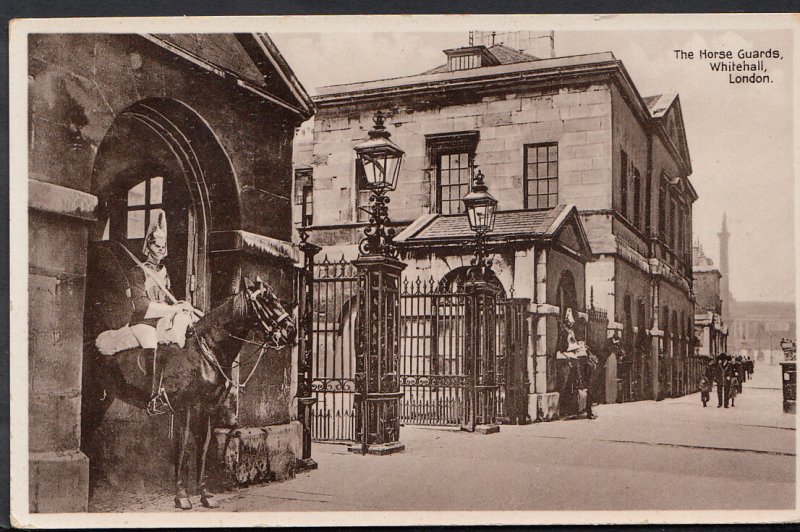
[308,255,531,440]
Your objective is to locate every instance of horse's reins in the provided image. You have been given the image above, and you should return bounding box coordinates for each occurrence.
[115,242,288,417]
[196,286,287,420]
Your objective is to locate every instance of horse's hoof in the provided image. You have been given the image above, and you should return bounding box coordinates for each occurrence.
[174,497,193,510]
[200,495,219,509]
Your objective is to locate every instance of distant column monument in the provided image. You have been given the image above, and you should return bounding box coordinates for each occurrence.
[718,213,731,322]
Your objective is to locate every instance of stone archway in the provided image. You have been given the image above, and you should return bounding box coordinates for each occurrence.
[90,98,241,311]
[82,98,240,493]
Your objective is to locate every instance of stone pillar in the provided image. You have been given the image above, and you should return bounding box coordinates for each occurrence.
[528,248,561,421]
[28,180,96,512]
[349,255,406,455]
[295,231,320,470]
[534,248,549,395]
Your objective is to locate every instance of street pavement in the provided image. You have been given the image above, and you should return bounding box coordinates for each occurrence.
[91,363,795,514]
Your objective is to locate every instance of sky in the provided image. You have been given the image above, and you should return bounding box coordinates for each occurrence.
[271,28,795,303]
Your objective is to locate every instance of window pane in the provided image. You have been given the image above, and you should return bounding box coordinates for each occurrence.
[127,210,146,239]
[548,145,558,161]
[538,181,548,195]
[528,163,538,178]
[538,163,547,178]
[526,146,537,162]
[150,176,163,204]
[537,146,547,160]
[127,181,146,206]
[548,179,558,194]
[548,162,558,178]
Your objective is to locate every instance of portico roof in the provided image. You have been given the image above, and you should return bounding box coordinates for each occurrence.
[395,204,592,260]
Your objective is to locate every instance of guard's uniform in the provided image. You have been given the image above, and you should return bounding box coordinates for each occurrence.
[128,262,193,349]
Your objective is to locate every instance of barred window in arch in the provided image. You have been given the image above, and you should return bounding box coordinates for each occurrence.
[524,143,558,209]
[126,176,164,240]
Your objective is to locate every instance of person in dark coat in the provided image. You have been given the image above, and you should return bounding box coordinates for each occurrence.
[714,353,733,408]
[733,356,744,393]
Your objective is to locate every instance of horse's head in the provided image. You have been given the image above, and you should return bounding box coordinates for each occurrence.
[243,276,297,349]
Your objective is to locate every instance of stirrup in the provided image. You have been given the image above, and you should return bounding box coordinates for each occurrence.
[147,390,174,416]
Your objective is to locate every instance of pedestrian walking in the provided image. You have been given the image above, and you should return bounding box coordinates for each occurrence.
[714,353,733,408]
[734,356,744,393]
[730,374,739,407]
[699,374,711,407]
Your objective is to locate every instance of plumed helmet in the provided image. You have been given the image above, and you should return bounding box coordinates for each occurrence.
[143,210,168,259]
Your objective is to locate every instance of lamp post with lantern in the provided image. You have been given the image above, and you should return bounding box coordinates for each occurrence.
[460,169,501,433]
[462,169,498,281]
[349,111,408,455]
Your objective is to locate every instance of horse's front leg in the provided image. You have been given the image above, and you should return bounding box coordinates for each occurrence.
[195,408,219,509]
[174,408,193,510]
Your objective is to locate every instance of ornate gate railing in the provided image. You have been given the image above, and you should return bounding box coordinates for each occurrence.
[309,256,359,442]
[398,278,529,427]
[308,261,531,439]
[399,278,467,426]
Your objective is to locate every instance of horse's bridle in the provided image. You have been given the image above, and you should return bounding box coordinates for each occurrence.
[244,283,293,350]
[197,282,294,399]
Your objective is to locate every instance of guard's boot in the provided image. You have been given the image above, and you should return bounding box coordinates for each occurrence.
[146,348,172,416]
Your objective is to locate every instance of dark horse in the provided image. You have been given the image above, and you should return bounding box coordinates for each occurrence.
[81,242,296,510]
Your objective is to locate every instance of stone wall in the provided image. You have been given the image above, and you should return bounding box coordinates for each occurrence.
[295,82,613,237]
[28,33,306,511]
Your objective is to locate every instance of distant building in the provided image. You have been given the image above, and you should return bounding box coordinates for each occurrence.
[294,33,697,413]
[692,241,728,359]
[717,215,797,362]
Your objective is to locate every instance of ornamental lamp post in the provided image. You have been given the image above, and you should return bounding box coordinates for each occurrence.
[462,169,498,280]
[354,111,405,257]
[350,111,407,455]
[354,110,404,193]
[460,169,501,434]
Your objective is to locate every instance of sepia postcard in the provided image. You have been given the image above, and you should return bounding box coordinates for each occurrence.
[9,13,800,528]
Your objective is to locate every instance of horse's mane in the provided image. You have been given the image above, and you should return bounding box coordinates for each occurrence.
[193,290,249,339]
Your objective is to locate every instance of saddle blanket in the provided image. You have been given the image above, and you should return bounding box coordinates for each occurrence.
[95,311,194,355]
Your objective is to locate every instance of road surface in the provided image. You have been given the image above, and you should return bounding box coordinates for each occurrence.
[90,362,795,516]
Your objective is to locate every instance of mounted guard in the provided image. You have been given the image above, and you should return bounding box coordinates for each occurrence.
[94,212,201,415]
[82,213,297,509]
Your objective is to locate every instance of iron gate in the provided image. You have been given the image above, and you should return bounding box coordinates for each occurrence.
[398,277,529,427]
[309,259,531,441]
[309,256,359,442]
[398,278,466,426]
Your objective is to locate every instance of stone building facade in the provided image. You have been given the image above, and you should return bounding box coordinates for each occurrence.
[692,242,728,359]
[27,33,313,511]
[294,40,697,411]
